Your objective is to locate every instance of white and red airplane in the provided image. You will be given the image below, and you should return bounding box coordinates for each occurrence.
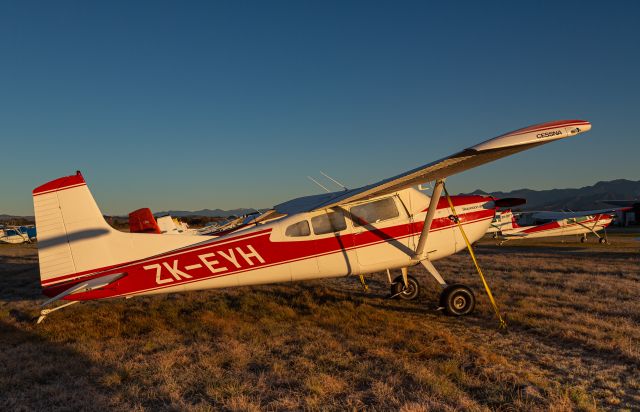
[33,120,591,323]
[489,208,623,244]
[129,208,200,236]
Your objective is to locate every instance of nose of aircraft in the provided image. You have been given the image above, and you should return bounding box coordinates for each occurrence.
[494,197,527,208]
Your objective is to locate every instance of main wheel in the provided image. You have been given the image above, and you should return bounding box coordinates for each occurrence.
[599,237,607,244]
[439,284,475,316]
[391,275,420,300]
[580,236,587,243]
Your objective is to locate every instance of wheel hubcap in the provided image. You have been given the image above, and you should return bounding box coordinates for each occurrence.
[453,295,467,309]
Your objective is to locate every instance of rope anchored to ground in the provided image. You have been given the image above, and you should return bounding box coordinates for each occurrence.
[443,185,507,330]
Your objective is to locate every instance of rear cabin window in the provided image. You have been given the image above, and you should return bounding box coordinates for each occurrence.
[351,197,400,226]
[285,220,311,237]
[311,211,347,235]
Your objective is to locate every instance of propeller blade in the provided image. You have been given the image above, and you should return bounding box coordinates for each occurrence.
[494,198,527,208]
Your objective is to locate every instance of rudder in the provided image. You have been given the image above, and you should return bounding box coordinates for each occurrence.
[32,171,114,286]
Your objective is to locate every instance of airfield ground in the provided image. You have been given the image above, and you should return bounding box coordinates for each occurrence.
[1,231,639,411]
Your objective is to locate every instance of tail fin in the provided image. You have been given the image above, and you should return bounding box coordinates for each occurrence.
[129,208,161,234]
[33,172,113,285]
[496,209,520,231]
[502,210,521,230]
[33,172,204,288]
[510,212,521,229]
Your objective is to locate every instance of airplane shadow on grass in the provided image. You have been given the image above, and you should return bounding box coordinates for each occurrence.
[0,317,219,410]
[0,255,42,303]
[0,320,119,410]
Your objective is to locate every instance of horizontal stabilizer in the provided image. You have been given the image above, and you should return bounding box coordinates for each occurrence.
[41,272,126,307]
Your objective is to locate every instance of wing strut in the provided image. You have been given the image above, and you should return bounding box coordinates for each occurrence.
[413,179,445,260]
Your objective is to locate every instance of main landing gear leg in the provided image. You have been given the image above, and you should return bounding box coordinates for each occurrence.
[593,227,608,244]
[420,259,476,316]
[408,178,476,316]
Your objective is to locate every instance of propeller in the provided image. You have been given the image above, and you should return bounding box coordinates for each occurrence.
[494,197,527,208]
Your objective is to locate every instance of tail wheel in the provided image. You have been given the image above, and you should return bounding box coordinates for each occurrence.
[439,284,475,316]
[391,275,420,300]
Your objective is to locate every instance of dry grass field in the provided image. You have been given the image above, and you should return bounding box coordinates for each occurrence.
[1,231,639,411]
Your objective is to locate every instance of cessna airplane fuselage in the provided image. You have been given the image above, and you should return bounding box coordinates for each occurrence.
[490,209,615,243]
[37,181,493,300]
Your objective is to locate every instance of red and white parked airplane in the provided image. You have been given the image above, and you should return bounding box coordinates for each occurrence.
[489,208,623,244]
[33,120,591,323]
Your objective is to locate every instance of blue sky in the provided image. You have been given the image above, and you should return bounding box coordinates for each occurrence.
[1,1,639,215]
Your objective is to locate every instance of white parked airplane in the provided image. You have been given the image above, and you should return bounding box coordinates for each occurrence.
[128,207,249,236]
[0,225,36,244]
[128,208,199,235]
[32,120,591,322]
[490,208,624,244]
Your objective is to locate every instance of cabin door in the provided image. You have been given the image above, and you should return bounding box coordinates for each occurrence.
[350,197,411,272]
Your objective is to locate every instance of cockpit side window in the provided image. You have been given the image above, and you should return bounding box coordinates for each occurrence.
[285,220,311,237]
[350,197,400,226]
[311,210,347,235]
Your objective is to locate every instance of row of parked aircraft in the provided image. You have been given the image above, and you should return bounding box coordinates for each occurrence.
[129,199,629,246]
[33,119,601,323]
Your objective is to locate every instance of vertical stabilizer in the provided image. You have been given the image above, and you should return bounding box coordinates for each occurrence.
[32,172,114,285]
[129,208,161,234]
[33,172,207,289]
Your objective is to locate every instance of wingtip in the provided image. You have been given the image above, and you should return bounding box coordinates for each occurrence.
[471,120,591,152]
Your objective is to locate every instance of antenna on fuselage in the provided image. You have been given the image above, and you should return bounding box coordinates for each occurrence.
[319,171,348,191]
[307,176,331,193]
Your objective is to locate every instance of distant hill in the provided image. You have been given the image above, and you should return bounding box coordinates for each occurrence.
[468,179,640,211]
[0,215,35,224]
[154,208,262,218]
[4,179,639,220]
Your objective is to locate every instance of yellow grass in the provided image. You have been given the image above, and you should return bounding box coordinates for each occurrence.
[0,231,638,410]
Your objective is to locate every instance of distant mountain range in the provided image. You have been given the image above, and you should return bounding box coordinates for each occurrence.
[2,179,639,220]
[0,214,34,223]
[468,179,640,211]
[154,208,263,218]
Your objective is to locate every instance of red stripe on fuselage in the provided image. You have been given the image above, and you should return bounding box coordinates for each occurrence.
[518,214,613,234]
[40,228,273,287]
[42,204,495,300]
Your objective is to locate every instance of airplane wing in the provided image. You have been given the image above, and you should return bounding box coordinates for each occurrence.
[275,120,591,214]
[599,200,640,208]
[530,207,631,220]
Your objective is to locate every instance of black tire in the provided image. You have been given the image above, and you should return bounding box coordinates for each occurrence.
[580,236,587,243]
[599,237,607,244]
[391,275,420,300]
[439,284,475,316]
